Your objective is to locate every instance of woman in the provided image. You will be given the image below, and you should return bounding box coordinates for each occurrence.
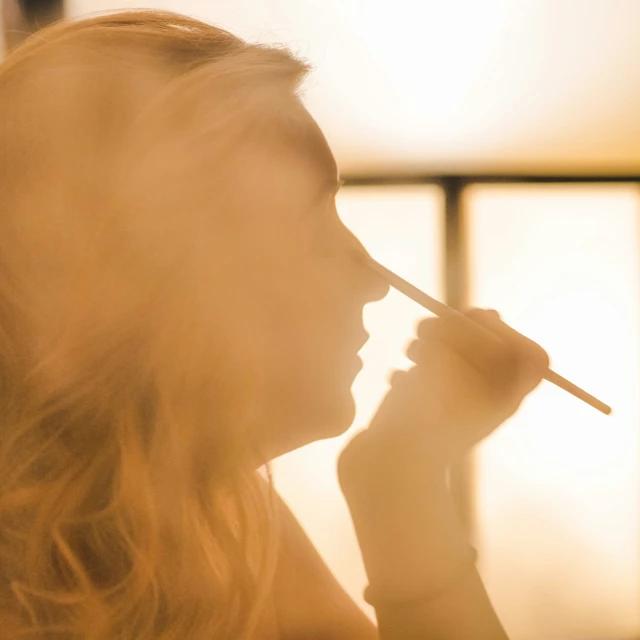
[0,10,549,639]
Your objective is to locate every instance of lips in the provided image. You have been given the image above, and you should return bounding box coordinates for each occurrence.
[356,332,370,351]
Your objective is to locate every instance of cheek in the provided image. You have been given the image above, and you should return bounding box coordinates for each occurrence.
[262,323,358,436]
[222,226,356,425]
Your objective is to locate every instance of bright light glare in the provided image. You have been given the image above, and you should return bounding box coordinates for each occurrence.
[467,184,640,639]
[272,185,443,616]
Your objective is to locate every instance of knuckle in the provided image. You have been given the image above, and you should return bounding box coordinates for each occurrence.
[464,307,485,321]
[416,316,440,340]
[387,368,408,387]
[465,307,500,323]
[517,341,550,379]
[520,362,546,391]
[406,339,421,363]
[406,335,443,365]
[518,349,549,392]
[531,344,550,371]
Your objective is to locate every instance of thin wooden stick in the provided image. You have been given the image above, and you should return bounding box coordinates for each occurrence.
[366,258,612,416]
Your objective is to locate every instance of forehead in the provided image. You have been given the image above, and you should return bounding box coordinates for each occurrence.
[227,122,335,221]
[268,100,339,185]
[295,110,339,182]
[220,102,340,229]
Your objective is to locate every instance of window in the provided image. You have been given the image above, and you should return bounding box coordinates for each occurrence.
[467,184,640,638]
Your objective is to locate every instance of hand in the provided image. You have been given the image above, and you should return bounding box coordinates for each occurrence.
[338,308,549,505]
[336,309,548,618]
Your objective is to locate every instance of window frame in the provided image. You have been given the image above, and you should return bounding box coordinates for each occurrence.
[341,172,640,543]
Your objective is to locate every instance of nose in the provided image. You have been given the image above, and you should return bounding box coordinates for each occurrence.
[348,236,390,303]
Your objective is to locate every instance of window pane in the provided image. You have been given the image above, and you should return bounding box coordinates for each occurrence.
[272,185,443,615]
[467,184,640,639]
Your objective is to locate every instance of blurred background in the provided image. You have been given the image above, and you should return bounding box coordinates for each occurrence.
[3,1,640,638]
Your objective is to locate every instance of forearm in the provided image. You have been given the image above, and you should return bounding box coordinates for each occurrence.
[341,450,509,640]
[373,567,509,640]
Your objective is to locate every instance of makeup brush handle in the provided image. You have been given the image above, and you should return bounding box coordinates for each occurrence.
[543,369,611,414]
[364,257,612,416]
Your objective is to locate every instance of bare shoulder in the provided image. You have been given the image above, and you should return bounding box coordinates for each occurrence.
[269,488,378,640]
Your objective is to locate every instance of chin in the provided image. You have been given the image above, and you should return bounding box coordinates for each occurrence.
[308,392,357,441]
[266,383,358,458]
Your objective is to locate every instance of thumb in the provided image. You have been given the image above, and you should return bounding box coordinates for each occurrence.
[470,309,549,395]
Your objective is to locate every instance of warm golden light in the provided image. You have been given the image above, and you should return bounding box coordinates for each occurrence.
[67,1,640,174]
[272,185,443,616]
[467,184,640,639]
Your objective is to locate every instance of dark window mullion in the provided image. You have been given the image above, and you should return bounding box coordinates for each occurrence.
[442,177,477,544]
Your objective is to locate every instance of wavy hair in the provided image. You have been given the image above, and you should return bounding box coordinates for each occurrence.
[0,9,310,639]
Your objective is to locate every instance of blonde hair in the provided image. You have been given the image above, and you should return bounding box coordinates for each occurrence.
[0,9,310,639]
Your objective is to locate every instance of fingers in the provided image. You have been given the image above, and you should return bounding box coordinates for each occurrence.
[408,309,549,398]
[411,311,518,391]
[469,309,549,394]
[469,309,549,369]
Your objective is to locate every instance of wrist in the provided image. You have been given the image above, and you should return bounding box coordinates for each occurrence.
[364,546,478,607]
[338,428,448,513]
[339,432,470,595]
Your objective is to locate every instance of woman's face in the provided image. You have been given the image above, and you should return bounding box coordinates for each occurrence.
[195,108,388,460]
